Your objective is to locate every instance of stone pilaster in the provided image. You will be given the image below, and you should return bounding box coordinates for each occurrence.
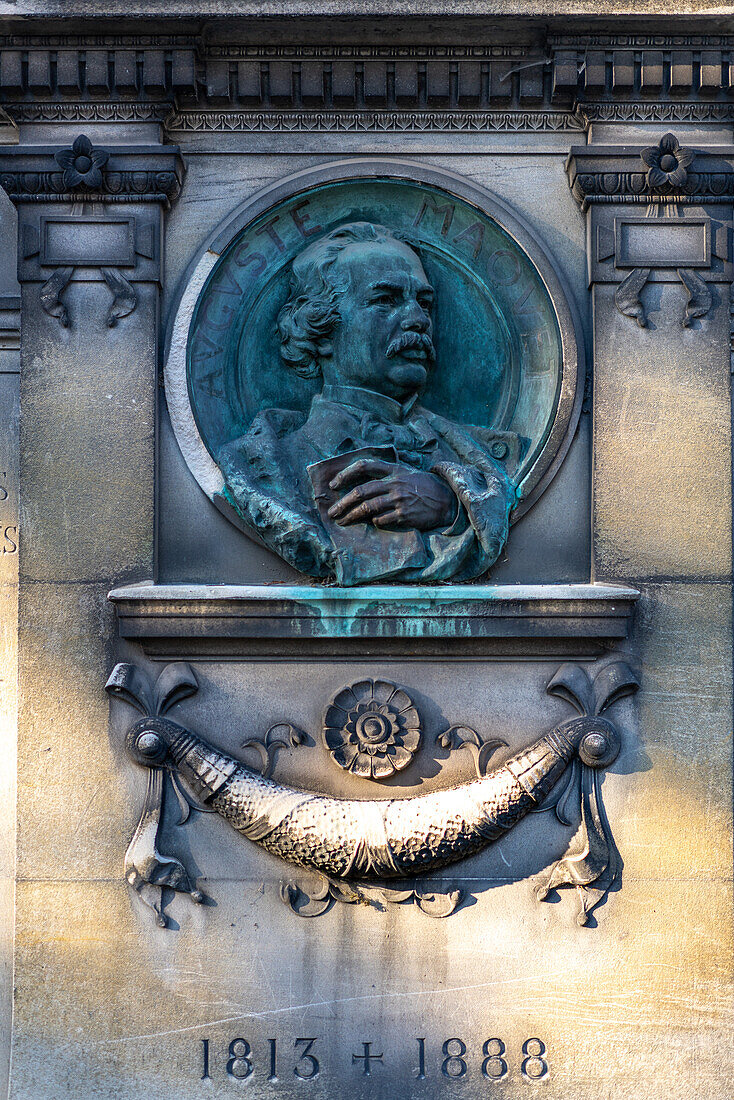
[567,137,733,584]
[567,143,734,1090]
[0,137,184,1097]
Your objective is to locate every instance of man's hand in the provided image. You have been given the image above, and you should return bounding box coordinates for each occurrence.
[327,458,456,531]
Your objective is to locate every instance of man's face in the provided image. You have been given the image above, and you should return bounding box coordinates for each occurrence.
[323,240,435,402]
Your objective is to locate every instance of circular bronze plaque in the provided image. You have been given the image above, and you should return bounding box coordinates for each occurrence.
[166,160,583,559]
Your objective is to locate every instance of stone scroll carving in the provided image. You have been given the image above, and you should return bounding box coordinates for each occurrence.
[613,135,713,329]
[165,164,583,587]
[567,132,733,332]
[107,659,638,929]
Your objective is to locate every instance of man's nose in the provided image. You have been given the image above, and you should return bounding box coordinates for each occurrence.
[400,303,430,332]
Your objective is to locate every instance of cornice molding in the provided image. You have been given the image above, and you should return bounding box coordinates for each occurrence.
[0,137,185,206]
[578,102,734,124]
[206,45,531,58]
[549,34,734,47]
[166,108,583,133]
[5,102,172,122]
[550,37,733,105]
[567,142,734,209]
[0,33,200,47]
[0,37,731,114]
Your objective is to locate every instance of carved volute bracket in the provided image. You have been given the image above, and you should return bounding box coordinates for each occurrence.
[567,132,733,329]
[0,134,185,329]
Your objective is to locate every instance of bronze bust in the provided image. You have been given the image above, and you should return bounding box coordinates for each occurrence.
[218,222,523,584]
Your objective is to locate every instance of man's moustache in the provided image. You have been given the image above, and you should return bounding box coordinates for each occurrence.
[386,332,435,360]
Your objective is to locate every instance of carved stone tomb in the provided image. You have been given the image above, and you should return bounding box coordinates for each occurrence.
[0,5,731,1099]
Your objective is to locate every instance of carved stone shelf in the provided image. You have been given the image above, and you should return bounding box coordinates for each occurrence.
[108,582,639,659]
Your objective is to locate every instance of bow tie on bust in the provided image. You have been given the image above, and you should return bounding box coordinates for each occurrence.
[357,412,438,466]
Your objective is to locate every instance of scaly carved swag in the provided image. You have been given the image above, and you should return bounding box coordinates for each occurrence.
[107,660,638,928]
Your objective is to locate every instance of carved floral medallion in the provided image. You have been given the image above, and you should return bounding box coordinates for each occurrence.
[323,679,422,779]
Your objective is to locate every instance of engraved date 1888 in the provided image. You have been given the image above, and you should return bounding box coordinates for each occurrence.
[200,1035,548,1082]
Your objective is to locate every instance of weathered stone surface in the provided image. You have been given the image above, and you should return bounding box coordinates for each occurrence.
[592,283,732,581]
[3,2,730,15]
[0,187,20,1100]
[627,582,733,880]
[19,282,156,585]
[8,873,731,1098]
[2,8,734,1100]
[16,582,141,882]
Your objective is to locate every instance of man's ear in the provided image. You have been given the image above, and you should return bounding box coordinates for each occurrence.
[316,340,333,359]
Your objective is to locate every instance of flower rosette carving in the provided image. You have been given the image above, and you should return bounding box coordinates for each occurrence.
[323,679,422,780]
[54,134,109,191]
[640,132,694,192]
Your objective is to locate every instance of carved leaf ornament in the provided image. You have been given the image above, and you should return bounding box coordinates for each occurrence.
[107,660,638,928]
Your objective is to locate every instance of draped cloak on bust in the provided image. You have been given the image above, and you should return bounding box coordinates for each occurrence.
[217,384,525,586]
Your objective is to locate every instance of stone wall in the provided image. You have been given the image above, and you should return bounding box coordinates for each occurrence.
[0,7,732,1099]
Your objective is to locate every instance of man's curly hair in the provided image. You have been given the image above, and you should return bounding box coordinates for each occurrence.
[277,221,407,380]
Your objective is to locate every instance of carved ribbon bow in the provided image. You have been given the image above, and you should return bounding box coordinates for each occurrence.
[534,661,639,926]
[107,662,303,927]
[106,662,206,926]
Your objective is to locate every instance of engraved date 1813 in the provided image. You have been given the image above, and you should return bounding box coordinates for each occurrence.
[200,1035,549,1083]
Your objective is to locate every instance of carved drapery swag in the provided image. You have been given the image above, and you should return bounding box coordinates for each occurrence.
[107,660,638,929]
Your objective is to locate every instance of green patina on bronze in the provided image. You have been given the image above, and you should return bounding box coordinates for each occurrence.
[187,178,562,585]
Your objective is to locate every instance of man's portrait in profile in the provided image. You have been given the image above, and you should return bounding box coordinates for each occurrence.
[217,221,525,585]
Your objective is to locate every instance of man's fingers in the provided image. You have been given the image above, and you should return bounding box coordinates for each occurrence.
[372,510,405,529]
[329,458,394,491]
[333,495,394,526]
[327,479,389,519]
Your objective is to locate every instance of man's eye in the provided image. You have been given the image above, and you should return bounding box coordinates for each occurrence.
[371,294,394,306]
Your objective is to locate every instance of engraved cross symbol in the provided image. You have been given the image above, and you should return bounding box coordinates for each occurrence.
[352,1042,384,1076]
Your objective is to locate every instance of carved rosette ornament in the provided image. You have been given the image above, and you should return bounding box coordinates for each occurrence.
[323,680,421,780]
[640,132,693,192]
[54,134,108,190]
